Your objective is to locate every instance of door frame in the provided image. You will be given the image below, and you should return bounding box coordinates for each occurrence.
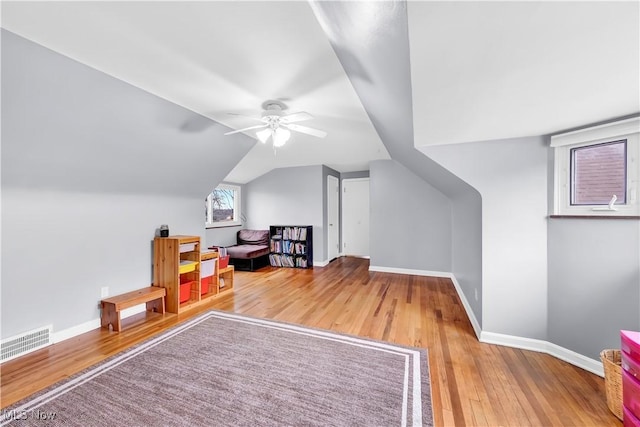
[341,177,370,258]
[326,175,340,262]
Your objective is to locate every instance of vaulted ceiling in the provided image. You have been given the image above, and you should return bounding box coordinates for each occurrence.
[2,1,638,184]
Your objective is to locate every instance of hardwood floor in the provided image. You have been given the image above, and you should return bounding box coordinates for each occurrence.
[1,257,619,426]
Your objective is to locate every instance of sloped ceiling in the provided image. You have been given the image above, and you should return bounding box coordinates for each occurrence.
[408,1,640,147]
[0,1,390,184]
[2,1,638,185]
[2,29,255,197]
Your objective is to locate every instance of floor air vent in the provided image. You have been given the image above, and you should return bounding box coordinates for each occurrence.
[1,325,53,363]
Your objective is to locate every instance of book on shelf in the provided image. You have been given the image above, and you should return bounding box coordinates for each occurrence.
[281,226,306,241]
[269,253,297,267]
[269,225,312,269]
[269,253,282,267]
[270,240,282,253]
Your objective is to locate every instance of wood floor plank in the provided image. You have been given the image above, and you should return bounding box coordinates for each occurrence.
[0,257,619,426]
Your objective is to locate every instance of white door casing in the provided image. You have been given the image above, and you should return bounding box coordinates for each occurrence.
[327,175,339,261]
[341,178,369,257]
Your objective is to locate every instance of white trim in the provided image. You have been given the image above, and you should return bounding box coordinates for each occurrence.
[313,259,330,267]
[49,271,605,382]
[369,265,451,278]
[449,274,482,340]
[341,177,370,257]
[120,304,147,321]
[341,177,370,183]
[369,266,603,377]
[545,341,604,378]
[480,331,604,377]
[206,183,242,228]
[52,319,99,344]
[52,305,146,343]
[327,174,340,262]
[552,118,639,216]
[368,266,481,339]
[550,116,640,147]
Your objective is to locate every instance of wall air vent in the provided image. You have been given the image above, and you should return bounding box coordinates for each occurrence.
[1,325,53,363]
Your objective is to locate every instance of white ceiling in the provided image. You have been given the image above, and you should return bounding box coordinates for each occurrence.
[2,1,638,183]
[408,1,640,147]
[1,1,390,184]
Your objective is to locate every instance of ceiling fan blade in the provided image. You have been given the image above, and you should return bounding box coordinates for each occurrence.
[283,123,327,138]
[227,112,265,123]
[280,111,313,123]
[224,124,268,135]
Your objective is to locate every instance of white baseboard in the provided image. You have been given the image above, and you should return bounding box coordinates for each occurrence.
[50,272,605,378]
[52,304,147,343]
[313,259,330,267]
[368,265,602,377]
[52,318,100,343]
[480,331,604,377]
[448,275,482,340]
[546,341,604,377]
[368,266,481,339]
[368,265,451,278]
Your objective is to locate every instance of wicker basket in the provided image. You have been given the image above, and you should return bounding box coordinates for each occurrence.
[600,349,623,420]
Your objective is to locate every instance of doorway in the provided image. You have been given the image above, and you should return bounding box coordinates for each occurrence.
[341,178,369,257]
[327,175,339,261]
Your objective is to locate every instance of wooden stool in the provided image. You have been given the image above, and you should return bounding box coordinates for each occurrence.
[101,287,166,332]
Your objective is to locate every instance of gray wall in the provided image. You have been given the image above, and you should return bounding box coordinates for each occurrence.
[2,189,202,336]
[548,219,640,359]
[369,160,452,272]
[450,189,483,326]
[423,136,549,340]
[1,30,253,339]
[545,120,640,359]
[244,166,325,263]
[311,1,484,326]
[341,171,370,180]
[205,225,244,248]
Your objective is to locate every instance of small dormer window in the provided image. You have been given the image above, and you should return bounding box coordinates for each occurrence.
[552,117,639,216]
[205,183,242,227]
[570,139,626,206]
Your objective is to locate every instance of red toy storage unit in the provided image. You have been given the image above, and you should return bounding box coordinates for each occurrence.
[621,330,640,427]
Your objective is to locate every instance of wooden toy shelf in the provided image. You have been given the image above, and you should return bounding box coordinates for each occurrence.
[153,235,233,314]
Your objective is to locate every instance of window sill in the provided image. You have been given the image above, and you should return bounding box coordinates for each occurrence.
[206,222,242,229]
[549,215,640,220]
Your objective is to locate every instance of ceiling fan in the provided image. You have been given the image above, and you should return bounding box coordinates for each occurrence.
[224,100,327,147]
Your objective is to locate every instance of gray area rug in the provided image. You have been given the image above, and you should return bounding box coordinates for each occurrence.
[2,311,433,426]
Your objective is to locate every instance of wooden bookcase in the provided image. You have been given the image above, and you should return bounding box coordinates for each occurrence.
[153,235,233,313]
[269,225,313,268]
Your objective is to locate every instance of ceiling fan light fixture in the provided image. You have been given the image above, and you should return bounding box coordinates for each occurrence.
[272,128,291,147]
[226,100,325,147]
[256,128,271,144]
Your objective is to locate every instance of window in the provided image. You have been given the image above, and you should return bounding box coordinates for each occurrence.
[552,117,639,216]
[205,184,241,227]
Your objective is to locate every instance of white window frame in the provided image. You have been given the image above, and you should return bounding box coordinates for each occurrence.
[551,117,639,216]
[206,183,242,228]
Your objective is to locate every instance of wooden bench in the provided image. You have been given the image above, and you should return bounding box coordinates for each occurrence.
[101,287,166,332]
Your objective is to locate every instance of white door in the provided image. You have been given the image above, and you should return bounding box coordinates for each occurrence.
[342,178,369,257]
[327,175,340,261]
